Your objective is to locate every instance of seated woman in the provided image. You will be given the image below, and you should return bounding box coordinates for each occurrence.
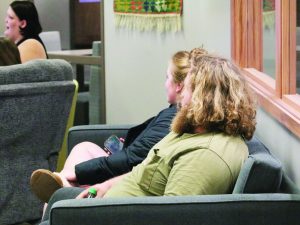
[0,37,21,66]
[4,1,47,63]
[31,49,199,203]
[40,51,256,224]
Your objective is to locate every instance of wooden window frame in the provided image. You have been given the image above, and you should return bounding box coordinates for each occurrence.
[231,0,300,138]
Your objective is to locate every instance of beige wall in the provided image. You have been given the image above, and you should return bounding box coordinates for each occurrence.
[104,0,231,125]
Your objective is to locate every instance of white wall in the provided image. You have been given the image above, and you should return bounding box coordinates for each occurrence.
[104,0,231,124]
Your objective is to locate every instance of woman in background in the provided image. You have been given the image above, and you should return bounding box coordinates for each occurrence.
[0,37,21,66]
[4,0,47,63]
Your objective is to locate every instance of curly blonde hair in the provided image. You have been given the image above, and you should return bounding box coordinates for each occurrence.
[187,54,256,140]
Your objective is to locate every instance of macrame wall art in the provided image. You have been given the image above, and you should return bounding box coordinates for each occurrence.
[114,0,183,32]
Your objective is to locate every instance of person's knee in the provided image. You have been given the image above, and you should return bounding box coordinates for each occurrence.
[73,141,107,157]
[74,141,96,149]
[50,187,83,202]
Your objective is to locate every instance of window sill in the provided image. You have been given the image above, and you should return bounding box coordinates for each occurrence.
[243,68,300,138]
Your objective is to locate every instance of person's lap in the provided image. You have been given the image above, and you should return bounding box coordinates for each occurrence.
[41,187,84,223]
[60,142,108,182]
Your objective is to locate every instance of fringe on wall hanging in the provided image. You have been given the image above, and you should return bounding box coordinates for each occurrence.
[114,0,183,32]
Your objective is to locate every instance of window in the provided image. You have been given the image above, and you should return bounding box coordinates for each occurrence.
[263,0,276,78]
[231,0,300,138]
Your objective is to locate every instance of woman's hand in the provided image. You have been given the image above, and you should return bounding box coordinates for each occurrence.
[76,182,110,199]
[75,174,127,199]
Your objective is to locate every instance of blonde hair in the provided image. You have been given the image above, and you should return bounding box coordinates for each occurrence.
[187,54,256,140]
[170,48,208,84]
[170,51,191,84]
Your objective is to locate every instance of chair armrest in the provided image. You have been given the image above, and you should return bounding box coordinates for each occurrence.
[67,124,133,154]
[50,194,300,225]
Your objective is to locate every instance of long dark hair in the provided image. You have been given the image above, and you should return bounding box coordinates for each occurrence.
[0,37,21,66]
[10,1,42,37]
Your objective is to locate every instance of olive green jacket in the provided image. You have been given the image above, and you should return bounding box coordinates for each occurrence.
[105,131,248,197]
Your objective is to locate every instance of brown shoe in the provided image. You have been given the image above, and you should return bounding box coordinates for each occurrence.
[30,169,63,203]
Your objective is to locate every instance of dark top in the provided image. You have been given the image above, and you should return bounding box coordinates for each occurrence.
[75,105,177,185]
[16,35,48,58]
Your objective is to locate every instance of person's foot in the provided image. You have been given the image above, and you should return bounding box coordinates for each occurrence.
[30,169,63,203]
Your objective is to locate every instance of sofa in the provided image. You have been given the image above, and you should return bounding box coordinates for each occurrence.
[44,125,300,225]
[0,59,77,225]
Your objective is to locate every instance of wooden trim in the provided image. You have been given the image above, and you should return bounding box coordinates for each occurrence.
[244,69,300,138]
[231,0,262,70]
[231,0,248,67]
[275,0,282,97]
[274,0,296,96]
[289,0,297,94]
[244,68,275,93]
[283,94,300,112]
[247,0,263,70]
[279,0,293,95]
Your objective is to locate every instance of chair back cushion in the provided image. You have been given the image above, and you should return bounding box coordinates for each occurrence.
[0,59,72,85]
[233,137,282,193]
[39,31,62,51]
[0,59,75,224]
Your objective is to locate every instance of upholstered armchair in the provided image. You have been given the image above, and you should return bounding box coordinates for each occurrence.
[0,59,77,225]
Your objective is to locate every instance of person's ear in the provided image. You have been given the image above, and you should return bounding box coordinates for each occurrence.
[175,83,183,93]
[19,20,27,29]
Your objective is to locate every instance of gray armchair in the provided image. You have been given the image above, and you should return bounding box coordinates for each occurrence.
[0,59,76,225]
[42,125,300,225]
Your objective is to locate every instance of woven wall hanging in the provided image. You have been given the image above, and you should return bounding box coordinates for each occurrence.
[114,0,183,32]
